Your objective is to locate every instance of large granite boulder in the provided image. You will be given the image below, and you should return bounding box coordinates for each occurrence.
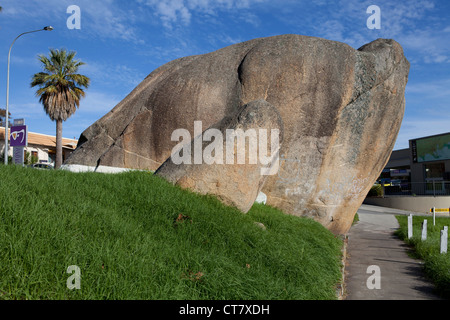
[155,99,283,213]
[65,34,409,234]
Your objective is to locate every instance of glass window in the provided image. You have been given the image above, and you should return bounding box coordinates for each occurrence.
[424,162,445,179]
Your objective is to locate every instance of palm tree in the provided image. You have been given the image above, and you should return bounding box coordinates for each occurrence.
[31,48,90,169]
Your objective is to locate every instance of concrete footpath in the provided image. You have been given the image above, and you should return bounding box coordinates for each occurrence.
[344,204,442,300]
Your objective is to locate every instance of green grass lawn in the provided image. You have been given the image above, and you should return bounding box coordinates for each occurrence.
[0,165,343,300]
[395,215,450,298]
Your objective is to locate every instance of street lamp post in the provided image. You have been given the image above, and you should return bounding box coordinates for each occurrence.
[4,26,53,165]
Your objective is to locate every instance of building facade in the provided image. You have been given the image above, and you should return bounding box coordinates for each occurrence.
[382,132,450,196]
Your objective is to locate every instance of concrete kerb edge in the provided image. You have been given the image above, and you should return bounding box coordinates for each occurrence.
[60,164,139,174]
[337,233,349,300]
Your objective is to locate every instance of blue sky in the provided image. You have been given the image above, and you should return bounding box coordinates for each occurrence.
[0,0,449,150]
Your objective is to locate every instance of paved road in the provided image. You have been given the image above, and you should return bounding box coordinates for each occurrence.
[344,204,442,300]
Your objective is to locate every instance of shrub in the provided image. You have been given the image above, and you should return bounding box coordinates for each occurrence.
[367,184,382,197]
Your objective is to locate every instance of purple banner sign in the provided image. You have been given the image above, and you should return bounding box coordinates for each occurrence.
[9,125,27,147]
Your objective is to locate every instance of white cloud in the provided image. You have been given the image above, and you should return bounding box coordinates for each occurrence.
[142,0,266,28]
[8,90,118,120]
[8,102,45,119]
[307,0,450,65]
[77,91,120,114]
[396,27,450,64]
[395,118,450,149]
[1,0,141,43]
[406,78,450,98]
[156,0,192,28]
[61,91,122,138]
[83,60,146,92]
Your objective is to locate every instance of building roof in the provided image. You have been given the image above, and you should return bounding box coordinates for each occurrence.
[0,127,78,150]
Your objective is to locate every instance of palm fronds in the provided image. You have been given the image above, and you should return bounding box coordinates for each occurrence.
[31,48,90,121]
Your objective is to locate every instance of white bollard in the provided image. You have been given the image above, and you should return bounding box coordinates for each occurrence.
[440,226,448,254]
[421,219,427,241]
[408,214,413,239]
[433,207,436,226]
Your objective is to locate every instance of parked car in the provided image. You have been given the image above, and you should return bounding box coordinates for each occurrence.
[30,163,54,170]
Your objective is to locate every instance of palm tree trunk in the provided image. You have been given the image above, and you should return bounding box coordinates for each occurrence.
[55,119,63,169]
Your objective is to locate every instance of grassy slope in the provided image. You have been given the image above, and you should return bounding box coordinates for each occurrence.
[395,215,450,298]
[0,165,342,300]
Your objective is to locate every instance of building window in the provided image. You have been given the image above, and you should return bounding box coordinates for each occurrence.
[31,151,38,162]
[424,162,445,179]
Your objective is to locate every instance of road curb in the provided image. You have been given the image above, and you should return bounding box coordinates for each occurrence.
[337,234,348,300]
